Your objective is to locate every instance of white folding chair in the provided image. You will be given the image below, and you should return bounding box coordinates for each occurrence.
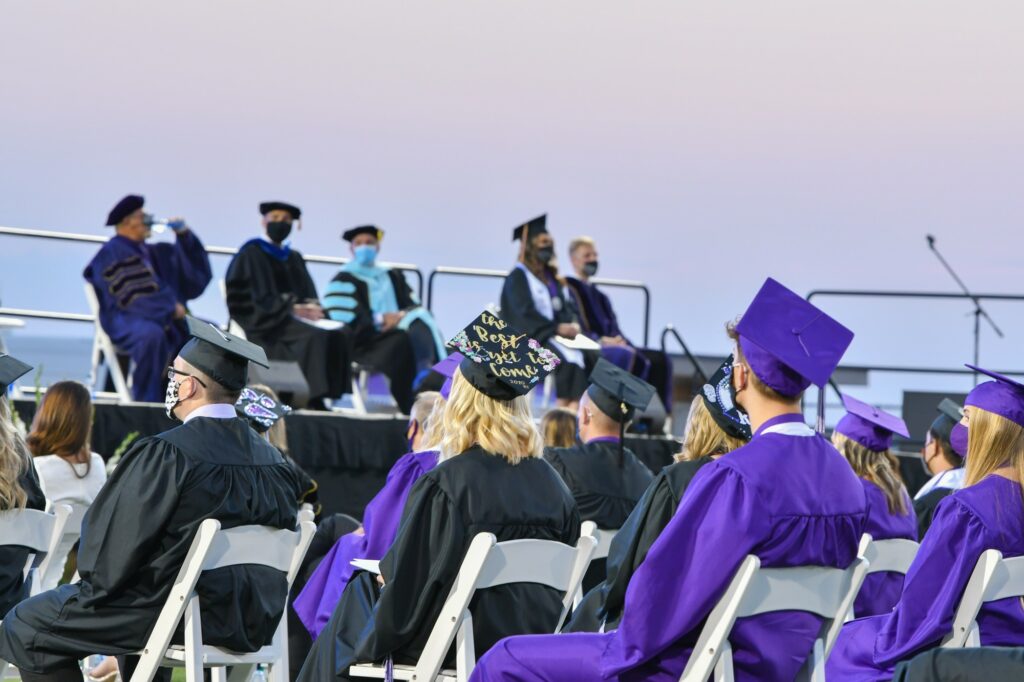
[679,554,870,682]
[848,534,920,619]
[84,283,132,402]
[349,530,597,682]
[129,518,316,682]
[34,503,85,595]
[574,521,618,609]
[942,549,1024,649]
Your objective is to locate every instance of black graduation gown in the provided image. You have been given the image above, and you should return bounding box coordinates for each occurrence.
[0,452,47,615]
[0,417,303,675]
[225,241,353,403]
[297,446,580,681]
[893,646,1024,681]
[563,456,712,633]
[914,487,957,538]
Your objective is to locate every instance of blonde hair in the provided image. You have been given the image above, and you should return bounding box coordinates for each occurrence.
[0,397,29,509]
[677,398,747,462]
[832,433,907,514]
[541,408,578,448]
[568,236,596,256]
[413,391,446,451]
[964,408,1024,490]
[438,369,543,464]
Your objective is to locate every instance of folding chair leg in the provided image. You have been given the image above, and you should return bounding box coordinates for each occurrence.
[712,642,734,682]
[0,661,8,680]
[227,664,256,682]
[211,668,228,682]
[455,615,476,682]
[183,596,204,682]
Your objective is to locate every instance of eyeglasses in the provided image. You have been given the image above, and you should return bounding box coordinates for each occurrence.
[166,366,207,387]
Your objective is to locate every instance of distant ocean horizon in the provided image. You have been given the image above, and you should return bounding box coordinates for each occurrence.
[3,334,94,388]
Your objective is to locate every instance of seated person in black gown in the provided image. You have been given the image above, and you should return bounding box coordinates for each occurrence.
[544,359,656,592]
[564,356,751,633]
[226,201,353,407]
[500,214,596,409]
[0,355,47,615]
[0,320,303,682]
[913,398,966,537]
[297,310,580,681]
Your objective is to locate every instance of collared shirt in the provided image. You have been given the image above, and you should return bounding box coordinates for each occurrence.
[183,403,238,423]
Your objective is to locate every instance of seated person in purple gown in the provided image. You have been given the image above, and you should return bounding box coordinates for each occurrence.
[914,399,966,537]
[564,236,673,413]
[83,194,212,402]
[471,277,866,682]
[827,366,1024,681]
[295,311,579,681]
[564,356,751,633]
[831,393,918,617]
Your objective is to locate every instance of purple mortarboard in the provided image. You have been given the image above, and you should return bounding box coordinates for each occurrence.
[834,393,909,452]
[735,278,854,397]
[234,387,291,434]
[431,351,464,400]
[106,194,144,226]
[0,354,32,393]
[963,364,1024,428]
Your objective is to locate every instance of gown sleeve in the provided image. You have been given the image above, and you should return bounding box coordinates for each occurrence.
[353,475,466,661]
[595,286,626,340]
[150,230,213,302]
[391,270,419,309]
[601,462,770,676]
[20,449,47,511]
[323,273,375,341]
[500,268,559,343]
[86,242,178,324]
[872,495,993,666]
[225,248,296,336]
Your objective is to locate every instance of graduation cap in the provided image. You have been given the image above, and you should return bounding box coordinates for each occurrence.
[512,214,547,242]
[937,398,964,423]
[178,317,271,392]
[342,225,384,242]
[834,393,909,452]
[447,311,560,401]
[700,355,752,441]
[259,201,302,219]
[235,387,291,433]
[431,351,464,400]
[735,278,854,398]
[587,358,656,424]
[0,354,32,393]
[106,194,144,226]
[930,398,964,457]
[963,364,1024,428]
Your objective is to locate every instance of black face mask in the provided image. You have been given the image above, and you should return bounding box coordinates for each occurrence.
[266,221,293,244]
[583,261,599,277]
[535,246,554,263]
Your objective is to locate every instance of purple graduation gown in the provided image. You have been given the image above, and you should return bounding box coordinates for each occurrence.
[827,474,1024,681]
[855,479,918,618]
[471,414,868,682]
[293,450,438,639]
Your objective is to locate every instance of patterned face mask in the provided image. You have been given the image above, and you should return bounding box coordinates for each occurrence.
[165,378,181,421]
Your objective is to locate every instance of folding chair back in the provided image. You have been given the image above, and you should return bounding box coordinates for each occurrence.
[84,283,132,402]
[574,521,617,609]
[130,518,316,682]
[350,531,596,682]
[942,549,1024,649]
[0,505,71,588]
[33,503,83,595]
[680,554,869,682]
[858,534,919,576]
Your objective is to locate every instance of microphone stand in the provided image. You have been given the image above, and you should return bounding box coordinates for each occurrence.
[926,235,1004,384]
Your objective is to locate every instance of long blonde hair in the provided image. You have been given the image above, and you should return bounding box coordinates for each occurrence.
[0,397,29,510]
[413,391,446,452]
[676,398,747,462]
[964,407,1024,489]
[832,433,907,514]
[438,369,543,464]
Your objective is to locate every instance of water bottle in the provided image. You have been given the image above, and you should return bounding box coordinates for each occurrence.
[143,213,187,232]
[251,664,268,681]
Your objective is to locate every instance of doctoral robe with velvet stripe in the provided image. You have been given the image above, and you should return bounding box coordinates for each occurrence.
[470,414,868,682]
[826,474,1024,682]
[854,478,917,618]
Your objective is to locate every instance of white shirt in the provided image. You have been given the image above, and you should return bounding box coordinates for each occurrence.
[914,467,966,500]
[183,403,238,423]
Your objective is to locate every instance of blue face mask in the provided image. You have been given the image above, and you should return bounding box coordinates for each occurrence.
[353,244,377,267]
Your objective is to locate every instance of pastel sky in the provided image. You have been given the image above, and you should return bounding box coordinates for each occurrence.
[2,1,1022,409]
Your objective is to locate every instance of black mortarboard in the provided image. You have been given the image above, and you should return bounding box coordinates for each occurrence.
[586,358,656,424]
[937,398,964,423]
[235,387,291,433]
[106,194,145,226]
[259,201,302,219]
[447,310,560,401]
[700,355,753,441]
[512,214,548,242]
[342,225,384,242]
[0,354,32,393]
[178,317,270,391]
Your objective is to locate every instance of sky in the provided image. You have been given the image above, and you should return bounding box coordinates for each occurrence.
[1,1,1022,411]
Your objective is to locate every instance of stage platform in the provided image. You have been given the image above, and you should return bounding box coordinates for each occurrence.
[12,399,682,520]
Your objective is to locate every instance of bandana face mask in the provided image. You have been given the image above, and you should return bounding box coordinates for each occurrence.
[165,378,181,421]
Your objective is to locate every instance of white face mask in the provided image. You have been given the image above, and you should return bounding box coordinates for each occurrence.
[165,378,181,421]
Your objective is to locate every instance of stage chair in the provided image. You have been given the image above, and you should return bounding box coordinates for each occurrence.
[846,534,920,620]
[34,503,86,595]
[129,518,316,682]
[573,521,618,610]
[679,554,869,682]
[941,549,1024,649]
[349,530,597,682]
[84,283,133,403]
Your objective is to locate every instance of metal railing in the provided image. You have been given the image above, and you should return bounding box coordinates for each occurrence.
[426,265,652,346]
[660,325,710,386]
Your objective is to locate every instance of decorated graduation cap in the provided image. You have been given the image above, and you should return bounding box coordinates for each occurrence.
[587,358,656,424]
[235,387,291,433]
[700,355,752,441]
[259,201,302,219]
[0,354,32,394]
[106,194,144,226]
[178,317,271,391]
[963,364,1024,428]
[447,310,560,401]
[512,214,548,242]
[735,278,854,398]
[342,225,383,242]
[834,393,909,452]
[431,351,464,400]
